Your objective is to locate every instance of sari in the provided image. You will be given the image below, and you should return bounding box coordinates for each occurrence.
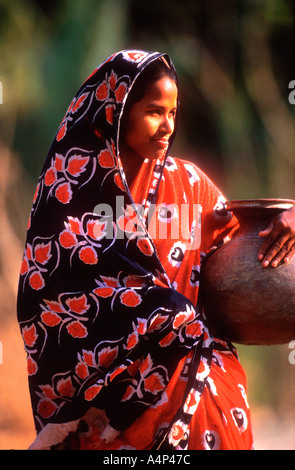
[17,50,253,450]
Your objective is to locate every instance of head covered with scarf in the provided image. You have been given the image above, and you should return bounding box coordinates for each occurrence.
[17,50,214,448]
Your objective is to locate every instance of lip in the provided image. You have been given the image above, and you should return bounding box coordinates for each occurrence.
[152,138,170,149]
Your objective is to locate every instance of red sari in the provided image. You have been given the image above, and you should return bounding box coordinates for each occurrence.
[74,157,253,450]
[17,50,253,450]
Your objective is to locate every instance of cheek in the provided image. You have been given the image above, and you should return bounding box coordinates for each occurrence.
[124,118,150,148]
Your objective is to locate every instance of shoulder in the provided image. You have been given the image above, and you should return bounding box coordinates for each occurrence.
[165,156,220,191]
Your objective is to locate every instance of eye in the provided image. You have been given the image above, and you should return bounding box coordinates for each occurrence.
[148,108,161,116]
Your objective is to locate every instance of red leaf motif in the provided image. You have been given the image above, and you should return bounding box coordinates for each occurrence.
[44,167,57,186]
[93,287,114,298]
[139,355,152,375]
[66,321,88,338]
[37,398,57,418]
[20,257,29,275]
[148,314,168,332]
[56,122,67,141]
[144,372,165,394]
[22,324,38,347]
[56,377,75,397]
[66,155,89,176]
[66,294,89,314]
[41,311,62,327]
[98,346,118,368]
[27,355,38,376]
[67,98,75,114]
[173,307,196,329]
[126,331,138,350]
[121,384,135,402]
[137,238,154,256]
[171,424,184,441]
[39,385,57,399]
[83,350,95,367]
[123,275,146,288]
[159,331,177,347]
[44,300,64,313]
[136,319,147,335]
[95,82,108,101]
[100,276,119,287]
[84,384,102,401]
[34,242,51,265]
[127,359,140,377]
[117,215,137,234]
[55,182,72,204]
[126,51,147,62]
[114,172,125,191]
[173,311,189,329]
[54,154,64,171]
[185,320,202,338]
[75,362,89,379]
[72,92,88,113]
[59,229,77,248]
[185,392,197,409]
[105,104,114,124]
[108,365,126,382]
[120,290,142,307]
[98,149,115,168]
[87,220,107,240]
[109,70,117,91]
[79,246,98,265]
[115,82,127,103]
[67,217,82,234]
[29,271,45,290]
[26,244,32,260]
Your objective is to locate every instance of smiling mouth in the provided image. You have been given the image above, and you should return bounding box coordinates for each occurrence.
[152,138,170,149]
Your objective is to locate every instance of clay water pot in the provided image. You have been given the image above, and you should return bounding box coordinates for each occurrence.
[200,199,295,345]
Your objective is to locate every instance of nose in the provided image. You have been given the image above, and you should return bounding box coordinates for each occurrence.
[160,114,175,135]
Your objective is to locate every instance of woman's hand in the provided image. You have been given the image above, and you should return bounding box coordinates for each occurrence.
[258,205,295,267]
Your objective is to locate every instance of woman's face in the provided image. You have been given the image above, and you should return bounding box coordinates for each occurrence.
[120,77,178,163]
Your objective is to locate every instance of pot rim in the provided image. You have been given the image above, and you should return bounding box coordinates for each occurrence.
[225,198,295,211]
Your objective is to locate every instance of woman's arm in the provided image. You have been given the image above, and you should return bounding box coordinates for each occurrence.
[258,206,295,267]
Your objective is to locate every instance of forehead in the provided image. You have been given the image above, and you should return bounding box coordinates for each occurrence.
[140,77,178,105]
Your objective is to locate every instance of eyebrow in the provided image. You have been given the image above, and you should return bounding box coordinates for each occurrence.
[145,103,177,110]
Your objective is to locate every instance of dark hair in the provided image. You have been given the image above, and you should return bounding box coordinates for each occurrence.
[123,57,178,113]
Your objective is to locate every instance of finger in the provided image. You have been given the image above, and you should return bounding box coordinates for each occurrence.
[258,229,286,261]
[262,238,295,267]
[258,219,290,261]
[283,243,295,264]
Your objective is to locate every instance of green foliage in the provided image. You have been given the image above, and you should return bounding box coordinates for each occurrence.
[0,0,294,190]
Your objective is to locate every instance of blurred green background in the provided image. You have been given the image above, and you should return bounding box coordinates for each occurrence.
[0,0,294,449]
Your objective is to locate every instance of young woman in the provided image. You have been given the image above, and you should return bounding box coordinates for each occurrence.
[17,50,295,450]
